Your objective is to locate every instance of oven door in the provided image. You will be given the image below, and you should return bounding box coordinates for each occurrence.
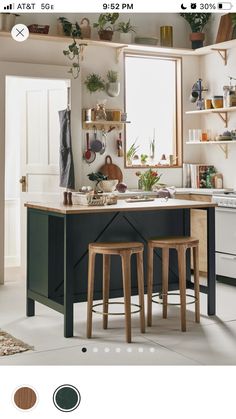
[216,207,236,279]
[216,207,236,254]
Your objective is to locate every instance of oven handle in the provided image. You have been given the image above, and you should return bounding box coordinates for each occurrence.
[218,254,236,260]
[216,207,236,214]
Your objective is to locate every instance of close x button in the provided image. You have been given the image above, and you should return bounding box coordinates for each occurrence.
[11,24,29,42]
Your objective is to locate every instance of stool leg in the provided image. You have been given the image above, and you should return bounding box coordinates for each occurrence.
[87,250,96,338]
[162,248,169,319]
[121,251,132,343]
[147,244,154,327]
[193,246,200,323]
[137,252,145,333]
[177,246,187,332]
[103,254,110,330]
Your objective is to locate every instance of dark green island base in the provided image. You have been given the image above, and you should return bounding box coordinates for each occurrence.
[25,199,216,337]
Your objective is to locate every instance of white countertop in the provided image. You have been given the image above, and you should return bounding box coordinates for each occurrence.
[25,198,216,215]
[175,188,232,195]
[116,188,232,197]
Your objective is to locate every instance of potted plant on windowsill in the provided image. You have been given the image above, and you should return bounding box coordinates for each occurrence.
[180,13,211,49]
[117,19,135,44]
[93,13,119,41]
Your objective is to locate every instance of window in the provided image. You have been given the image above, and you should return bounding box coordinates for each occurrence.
[124,53,182,168]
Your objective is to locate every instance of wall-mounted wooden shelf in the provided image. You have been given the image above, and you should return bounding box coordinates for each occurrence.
[1,30,236,62]
[186,106,236,115]
[185,140,236,159]
[185,106,236,127]
[83,120,131,130]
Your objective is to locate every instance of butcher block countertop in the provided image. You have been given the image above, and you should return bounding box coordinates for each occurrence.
[25,198,216,215]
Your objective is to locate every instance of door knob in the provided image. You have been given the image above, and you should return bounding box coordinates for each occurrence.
[19,176,26,192]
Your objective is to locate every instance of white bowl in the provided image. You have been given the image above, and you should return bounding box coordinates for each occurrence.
[98,180,118,192]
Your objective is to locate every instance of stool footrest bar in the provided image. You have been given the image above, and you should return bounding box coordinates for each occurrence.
[92,301,142,315]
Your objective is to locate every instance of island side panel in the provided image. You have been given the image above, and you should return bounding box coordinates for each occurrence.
[69,209,187,302]
[27,207,190,310]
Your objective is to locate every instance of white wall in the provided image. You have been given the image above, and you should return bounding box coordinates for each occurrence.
[189,46,236,189]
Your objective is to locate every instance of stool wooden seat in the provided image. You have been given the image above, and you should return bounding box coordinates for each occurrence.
[147,236,200,332]
[87,242,145,343]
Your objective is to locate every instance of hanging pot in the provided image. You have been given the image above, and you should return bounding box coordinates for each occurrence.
[106,82,120,97]
[90,127,103,153]
[189,32,205,49]
[83,133,96,164]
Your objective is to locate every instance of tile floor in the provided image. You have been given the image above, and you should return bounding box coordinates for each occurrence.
[0,272,236,365]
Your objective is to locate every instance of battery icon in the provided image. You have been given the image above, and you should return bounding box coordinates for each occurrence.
[218,2,233,9]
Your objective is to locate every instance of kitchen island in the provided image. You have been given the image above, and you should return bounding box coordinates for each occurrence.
[25,198,216,337]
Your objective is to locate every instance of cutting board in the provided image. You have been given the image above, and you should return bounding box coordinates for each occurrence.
[216,13,234,43]
[99,155,123,183]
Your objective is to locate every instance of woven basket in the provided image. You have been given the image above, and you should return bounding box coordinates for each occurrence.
[80,18,91,39]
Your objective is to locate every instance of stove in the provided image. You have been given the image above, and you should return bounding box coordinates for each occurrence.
[212,191,236,208]
[212,191,236,282]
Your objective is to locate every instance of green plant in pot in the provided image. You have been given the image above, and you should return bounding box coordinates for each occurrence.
[106,70,120,97]
[58,17,82,37]
[117,19,135,43]
[93,13,119,41]
[140,154,148,165]
[84,73,106,93]
[180,13,211,49]
[126,140,139,166]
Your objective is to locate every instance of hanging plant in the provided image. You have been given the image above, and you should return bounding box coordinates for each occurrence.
[63,23,87,79]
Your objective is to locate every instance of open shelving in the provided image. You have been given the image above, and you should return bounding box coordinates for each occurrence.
[82,120,131,130]
[185,140,236,159]
[185,106,236,127]
[1,30,236,63]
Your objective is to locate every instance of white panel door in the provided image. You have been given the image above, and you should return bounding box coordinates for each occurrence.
[18,78,69,272]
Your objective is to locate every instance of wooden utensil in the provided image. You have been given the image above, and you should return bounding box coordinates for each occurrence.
[99,155,123,183]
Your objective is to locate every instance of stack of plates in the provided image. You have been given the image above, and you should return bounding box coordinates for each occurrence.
[215,135,232,141]
[134,37,158,46]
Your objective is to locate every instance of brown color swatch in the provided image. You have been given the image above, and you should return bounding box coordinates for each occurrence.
[13,387,37,410]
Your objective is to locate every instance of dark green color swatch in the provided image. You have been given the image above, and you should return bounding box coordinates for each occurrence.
[53,385,81,412]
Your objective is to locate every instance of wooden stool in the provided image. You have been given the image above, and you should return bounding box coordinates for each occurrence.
[147,237,200,332]
[87,242,145,343]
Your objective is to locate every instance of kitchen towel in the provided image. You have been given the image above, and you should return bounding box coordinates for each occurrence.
[58,109,75,190]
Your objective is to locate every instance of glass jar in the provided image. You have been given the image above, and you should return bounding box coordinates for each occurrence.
[160,26,173,47]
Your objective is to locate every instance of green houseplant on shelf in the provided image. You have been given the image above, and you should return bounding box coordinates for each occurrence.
[136,169,162,191]
[93,13,119,41]
[117,19,135,43]
[180,13,211,49]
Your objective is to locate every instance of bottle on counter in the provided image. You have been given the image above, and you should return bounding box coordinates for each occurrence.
[214,173,223,189]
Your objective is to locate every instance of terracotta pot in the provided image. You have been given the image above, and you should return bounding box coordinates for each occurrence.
[98,30,113,41]
[189,32,205,49]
